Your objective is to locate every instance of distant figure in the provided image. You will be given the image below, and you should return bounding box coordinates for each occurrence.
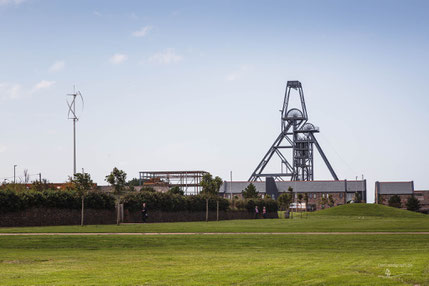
[263,206,267,219]
[255,206,259,219]
[142,202,148,223]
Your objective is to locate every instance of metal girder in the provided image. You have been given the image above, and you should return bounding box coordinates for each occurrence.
[309,134,339,180]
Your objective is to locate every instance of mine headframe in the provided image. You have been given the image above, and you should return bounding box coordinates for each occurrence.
[249,81,338,182]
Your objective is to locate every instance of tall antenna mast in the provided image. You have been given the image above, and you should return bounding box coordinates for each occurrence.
[67,85,84,176]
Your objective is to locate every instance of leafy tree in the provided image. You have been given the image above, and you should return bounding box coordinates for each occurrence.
[320,197,328,209]
[377,194,385,204]
[105,167,127,225]
[168,186,184,196]
[328,194,335,207]
[303,193,309,218]
[277,192,292,211]
[127,178,140,187]
[31,179,55,192]
[200,173,223,196]
[297,193,303,217]
[242,183,259,199]
[71,172,94,226]
[406,196,421,212]
[288,186,294,217]
[354,192,362,203]
[388,195,402,208]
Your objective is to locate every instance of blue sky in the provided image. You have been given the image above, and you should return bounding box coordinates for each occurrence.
[1,0,429,202]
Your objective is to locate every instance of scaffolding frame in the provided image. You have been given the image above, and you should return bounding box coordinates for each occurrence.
[139,171,209,195]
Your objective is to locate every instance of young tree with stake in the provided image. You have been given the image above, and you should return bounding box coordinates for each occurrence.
[106,167,127,225]
[71,172,93,227]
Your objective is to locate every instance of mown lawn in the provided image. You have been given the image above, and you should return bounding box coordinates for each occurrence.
[1,215,429,233]
[0,234,428,285]
[1,204,428,234]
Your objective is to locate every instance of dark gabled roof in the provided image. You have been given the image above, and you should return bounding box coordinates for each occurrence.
[377,181,413,195]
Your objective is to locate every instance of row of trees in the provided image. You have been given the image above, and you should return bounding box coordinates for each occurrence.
[385,194,421,211]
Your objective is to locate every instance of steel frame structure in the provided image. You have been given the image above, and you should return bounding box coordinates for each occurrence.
[139,171,208,195]
[249,81,338,182]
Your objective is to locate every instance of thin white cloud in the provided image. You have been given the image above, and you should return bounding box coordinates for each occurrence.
[0,0,26,5]
[109,53,128,64]
[132,25,152,37]
[226,65,253,81]
[149,49,183,64]
[1,80,55,100]
[0,82,22,100]
[49,60,65,72]
[93,11,102,16]
[33,80,55,91]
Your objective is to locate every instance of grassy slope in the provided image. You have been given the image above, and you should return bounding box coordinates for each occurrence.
[310,203,427,218]
[1,204,428,233]
[1,234,428,285]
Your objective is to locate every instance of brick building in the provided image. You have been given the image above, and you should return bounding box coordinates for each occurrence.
[375,181,429,212]
[219,179,367,211]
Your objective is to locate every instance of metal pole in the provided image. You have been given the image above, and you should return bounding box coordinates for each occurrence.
[73,116,76,176]
[39,173,42,182]
[13,165,17,183]
[229,171,232,199]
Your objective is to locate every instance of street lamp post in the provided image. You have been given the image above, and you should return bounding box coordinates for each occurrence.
[13,165,17,184]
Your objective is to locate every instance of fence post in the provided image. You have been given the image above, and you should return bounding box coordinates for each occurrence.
[206,199,209,222]
[216,200,219,221]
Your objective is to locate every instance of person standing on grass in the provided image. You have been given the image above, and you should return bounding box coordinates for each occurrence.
[142,202,148,223]
[263,206,267,219]
[255,205,259,219]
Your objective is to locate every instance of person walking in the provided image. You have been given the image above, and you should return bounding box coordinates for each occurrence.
[263,206,267,219]
[255,205,259,219]
[142,202,148,223]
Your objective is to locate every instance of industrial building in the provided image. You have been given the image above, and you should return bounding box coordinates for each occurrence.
[219,179,366,210]
[375,181,429,212]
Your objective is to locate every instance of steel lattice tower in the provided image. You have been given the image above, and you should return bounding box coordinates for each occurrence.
[249,81,338,182]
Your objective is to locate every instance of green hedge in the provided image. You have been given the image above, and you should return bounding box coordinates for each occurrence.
[0,189,115,213]
[122,192,229,212]
[235,198,278,213]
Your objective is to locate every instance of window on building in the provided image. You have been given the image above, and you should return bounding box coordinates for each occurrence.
[339,193,343,198]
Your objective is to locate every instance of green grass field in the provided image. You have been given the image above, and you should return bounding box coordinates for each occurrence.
[1,204,429,285]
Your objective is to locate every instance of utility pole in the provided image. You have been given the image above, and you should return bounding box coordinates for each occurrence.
[13,165,17,183]
[39,173,42,182]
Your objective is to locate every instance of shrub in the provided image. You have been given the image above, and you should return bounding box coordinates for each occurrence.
[0,189,115,213]
[168,186,184,196]
[85,192,115,210]
[0,189,23,213]
[406,196,421,212]
[121,192,229,212]
[388,195,402,208]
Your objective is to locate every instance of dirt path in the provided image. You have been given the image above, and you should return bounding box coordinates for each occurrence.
[1,232,429,236]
